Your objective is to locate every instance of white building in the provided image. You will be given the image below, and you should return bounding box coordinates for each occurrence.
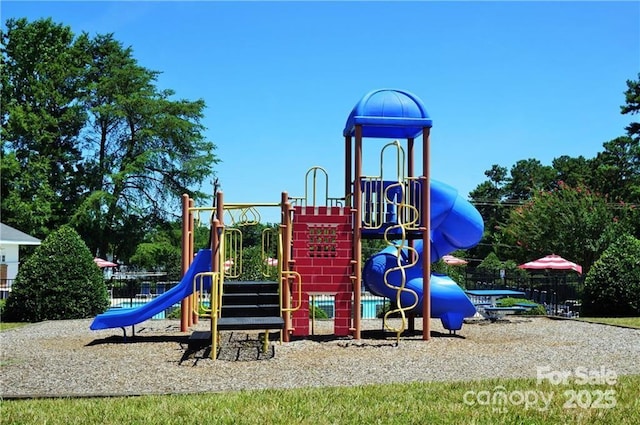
[0,223,42,296]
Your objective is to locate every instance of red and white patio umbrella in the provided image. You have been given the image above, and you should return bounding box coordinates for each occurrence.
[223,259,234,271]
[518,254,582,274]
[442,254,468,266]
[94,257,118,268]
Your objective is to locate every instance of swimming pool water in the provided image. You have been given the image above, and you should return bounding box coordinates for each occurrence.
[109,296,386,321]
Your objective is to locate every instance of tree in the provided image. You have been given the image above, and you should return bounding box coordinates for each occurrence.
[552,155,593,189]
[582,234,640,317]
[590,136,640,204]
[72,32,217,260]
[1,18,218,262]
[500,182,628,275]
[621,72,640,141]
[506,159,556,202]
[127,220,210,280]
[1,18,88,239]
[469,165,510,260]
[4,225,109,322]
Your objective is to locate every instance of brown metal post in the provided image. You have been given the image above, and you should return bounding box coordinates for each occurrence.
[422,127,431,340]
[190,198,200,325]
[211,218,220,275]
[215,190,224,285]
[216,191,224,228]
[211,191,225,350]
[408,137,414,179]
[345,135,352,206]
[281,191,291,342]
[181,194,190,332]
[210,217,221,358]
[188,198,195,327]
[352,125,363,339]
[407,137,415,332]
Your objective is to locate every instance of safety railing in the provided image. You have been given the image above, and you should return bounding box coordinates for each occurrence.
[223,228,242,279]
[193,271,218,319]
[360,177,423,231]
[280,270,303,314]
[289,166,345,207]
[261,227,279,279]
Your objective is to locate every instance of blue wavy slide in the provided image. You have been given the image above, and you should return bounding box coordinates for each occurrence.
[363,180,484,331]
[90,249,212,330]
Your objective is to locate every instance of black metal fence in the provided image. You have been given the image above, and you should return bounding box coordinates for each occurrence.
[465,268,584,316]
[108,279,181,300]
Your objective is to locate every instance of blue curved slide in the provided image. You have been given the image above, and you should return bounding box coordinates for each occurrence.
[90,249,212,330]
[363,180,484,331]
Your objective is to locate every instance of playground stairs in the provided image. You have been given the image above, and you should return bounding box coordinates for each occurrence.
[188,281,284,350]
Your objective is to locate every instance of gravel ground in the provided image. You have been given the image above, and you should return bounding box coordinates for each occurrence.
[1,316,639,398]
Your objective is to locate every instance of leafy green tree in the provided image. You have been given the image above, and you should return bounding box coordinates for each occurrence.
[1,18,88,239]
[2,18,218,263]
[469,165,510,260]
[590,136,640,204]
[239,245,267,281]
[506,159,556,202]
[621,72,640,141]
[4,225,109,322]
[552,155,592,189]
[500,182,623,274]
[73,32,217,260]
[582,234,640,317]
[477,252,503,273]
[128,220,210,280]
[432,258,466,288]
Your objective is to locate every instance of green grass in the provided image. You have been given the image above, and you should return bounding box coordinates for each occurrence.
[578,317,640,329]
[0,322,28,332]
[3,375,639,424]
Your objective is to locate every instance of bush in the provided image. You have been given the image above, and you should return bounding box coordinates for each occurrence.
[582,234,640,317]
[497,297,546,315]
[310,304,329,319]
[4,226,110,322]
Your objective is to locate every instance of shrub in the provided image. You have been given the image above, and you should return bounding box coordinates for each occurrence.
[497,297,546,315]
[310,304,329,319]
[166,307,181,319]
[4,225,110,322]
[582,234,640,317]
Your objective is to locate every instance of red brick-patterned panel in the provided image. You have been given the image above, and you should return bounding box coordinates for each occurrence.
[290,206,354,336]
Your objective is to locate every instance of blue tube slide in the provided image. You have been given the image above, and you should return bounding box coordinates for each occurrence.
[90,249,212,330]
[363,180,484,331]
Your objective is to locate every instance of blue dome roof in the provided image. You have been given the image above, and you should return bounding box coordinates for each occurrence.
[343,89,432,139]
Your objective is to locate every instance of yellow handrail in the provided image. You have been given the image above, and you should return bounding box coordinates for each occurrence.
[303,166,330,207]
[223,228,242,278]
[261,227,278,279]
[281,270,303,313]
[380,140,405,182]
[193,272,218,318]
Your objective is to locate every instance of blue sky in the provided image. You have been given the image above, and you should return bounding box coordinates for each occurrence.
[4,1,639,223]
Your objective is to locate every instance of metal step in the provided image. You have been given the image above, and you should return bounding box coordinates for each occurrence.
[188,330,212,350]
[222,292,280,305]
[217,316,284,331]
[223,281,279,294]
[221,304,281,317]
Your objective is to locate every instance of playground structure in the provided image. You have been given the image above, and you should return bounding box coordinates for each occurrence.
[91,88,485,357]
